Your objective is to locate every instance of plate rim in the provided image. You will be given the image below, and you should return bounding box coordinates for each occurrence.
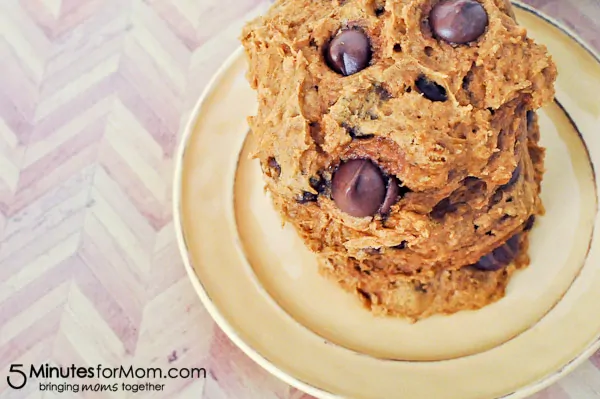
[172,3,600,399]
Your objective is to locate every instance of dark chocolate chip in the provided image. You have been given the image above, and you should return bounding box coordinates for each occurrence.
[416,76,448,102]
[364,247,381,255]
[268,157,281,177]
[527,110,535,129]
[524,215,536,231]
[331,159,386,217]
[375,84,393,101]
[462,71,472,90]
[473,234,520,271]
[309,175,328,195]
[325,29,371,76]
[309,176,321,190]
[392,241,408,250]
[414,283,428,293]
[393,43,402,52]
[431,198,457,219]
[380,177,409,215]
[430,0,489,44]
[474,254,499,271]
[343,123,374,139]
[375,6,385,16]
[505,164,521,187]
[493,243,514,265]
[506,234,520,251]
[298,191,318,204]
[490,190,503,205]
[380,179,400,215]
[463,176,486,191]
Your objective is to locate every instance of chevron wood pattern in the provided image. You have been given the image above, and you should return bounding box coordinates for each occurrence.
[0,1,598,398]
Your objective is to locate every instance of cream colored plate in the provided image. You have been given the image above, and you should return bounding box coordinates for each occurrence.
[174,4,600,399]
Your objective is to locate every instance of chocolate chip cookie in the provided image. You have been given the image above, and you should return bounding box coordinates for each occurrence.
[241,0,556,321]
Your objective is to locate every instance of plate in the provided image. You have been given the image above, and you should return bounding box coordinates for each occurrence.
[174,3,600,399]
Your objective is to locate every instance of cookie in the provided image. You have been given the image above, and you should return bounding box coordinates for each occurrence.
[241,0,556,320]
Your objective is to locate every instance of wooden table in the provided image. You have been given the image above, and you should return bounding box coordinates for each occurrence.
[0,1,598,398]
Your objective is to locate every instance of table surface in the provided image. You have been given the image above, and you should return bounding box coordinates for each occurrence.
[0,0,599,398]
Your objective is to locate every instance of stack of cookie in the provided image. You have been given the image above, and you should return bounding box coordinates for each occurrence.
[241,0,556,320]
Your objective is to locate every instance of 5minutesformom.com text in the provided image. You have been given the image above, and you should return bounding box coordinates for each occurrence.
[7,363,207,394]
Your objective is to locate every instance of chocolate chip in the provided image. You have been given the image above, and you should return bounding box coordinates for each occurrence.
[365,247,381,255]
[490,190,503,205]
[474,252,500,271]
[506,234,519,251]
[298,191,318,204]
[463,176,486,192]
[462,71,473,90]
[414,283,428,293]
[380,177,409,215]
[524,215,536,231]
[493,245,514,265]
[331,159,386,217]
[267,157,281,177]
[527,110,535,129]
[430,0,489,44]
[375,84,393,101]
[506,164,521,187]
[431,198,457,219]
[416,76,447,102]
[375,6,385,16]
[343,123,374,139]
[392,241,408,250]
[380,179,400,215]
[309,175,328,195]
[393,43,402,52]
[325,29,371,76]
[309,176,321,190]
[473,234,520,271]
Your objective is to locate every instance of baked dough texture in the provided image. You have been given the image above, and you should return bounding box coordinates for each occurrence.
[241,0,557,321]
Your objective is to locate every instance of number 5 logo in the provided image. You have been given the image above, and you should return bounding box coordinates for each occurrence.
[7,364,27,390]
